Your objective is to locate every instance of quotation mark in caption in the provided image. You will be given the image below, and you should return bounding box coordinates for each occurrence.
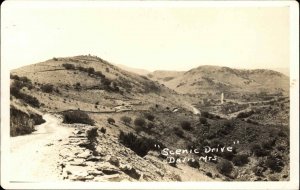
[233,141,240,144]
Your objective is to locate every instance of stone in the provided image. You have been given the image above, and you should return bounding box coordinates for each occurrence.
[120,164,141,180]
[86,157,101,162]
[96,162,120,175]
[88,170,104,176]
[109,156,120,167]
[77,150,91,159]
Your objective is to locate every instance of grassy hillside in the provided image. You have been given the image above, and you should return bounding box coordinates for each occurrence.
[148,66,289,95]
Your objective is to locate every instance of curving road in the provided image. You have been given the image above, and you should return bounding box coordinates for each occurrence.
[9,114,73,182]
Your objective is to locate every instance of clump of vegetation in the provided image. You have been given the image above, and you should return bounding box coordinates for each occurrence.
[144,113,155,121]
[62,63,75,70]
[232,154,249,166]
[199,117,208,124]
[237,110,255,118]
[188,160,200,169]
[10,81,40,108]
[134,117,146,128]
[251,144,269,157]
[180,120,193,131]
[121,116,132,125]
[40,84,54,93]
[262,139,276,150]
[10,75,33,90]
[217,160,234,176]
[201,111,219,119]
[100,127,106,134]
[87,67,95,74]
[119,131,162,157]
[10,106,45,136]
[87,127,99,141]
[30,113,46,125]
[86,127,99,155]
[62,110,94,125]
[174,127,185,138]
[265,156,284,172]
[107,118,115,125]
[147,122,154,129]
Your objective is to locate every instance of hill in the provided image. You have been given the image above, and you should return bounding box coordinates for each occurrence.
[148,66,289,96]
[9,56,290,182]
[11,55,181,113]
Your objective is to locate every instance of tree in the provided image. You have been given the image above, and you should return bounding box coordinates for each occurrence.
[121,116,132,125]
[180,120,192,131]
[217,160,233,175]
[134,117,146,128]
[107,118,115,125]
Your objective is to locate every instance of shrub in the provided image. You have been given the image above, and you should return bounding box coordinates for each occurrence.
[199,117,208,124]
[86,127,99,141]
[221,150,236,161]
[100,127,106,134]
[217,160,233,175]
[262,140,276,150]
[119,131,160,157]
[265,156,284,172]
[94,71,104,78]
[174,127,184,138]
[201,111,210,118]
[144,113,155,121]
[10,74,20,80]
[77,66,87,72]
[107,118,115,125]
[53,57,58,61]
[237,110,254,118]
[10,82,40,108]
[41,84,54,93]
[251,144,269,157]
[232,154,249,166]
[134,117,146,128]
[223,120,234,129]
[147,122,154,129]
[252,165,265,176]
[121,116,132,125]
[62,63,75,70]
[85,127,99,156]
[87,67,95,74]
[180,120,192,131]
[62,110,94,125]
[30,113,46,125]
[188,160,200,169]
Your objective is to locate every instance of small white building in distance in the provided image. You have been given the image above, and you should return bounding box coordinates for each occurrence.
[221,92,224,104]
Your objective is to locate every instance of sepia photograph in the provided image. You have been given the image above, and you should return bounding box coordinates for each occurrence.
[1,1,299,189]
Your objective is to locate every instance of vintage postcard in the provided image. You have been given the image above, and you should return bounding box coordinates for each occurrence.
[1,0,299,189]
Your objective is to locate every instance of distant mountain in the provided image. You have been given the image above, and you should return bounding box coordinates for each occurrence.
[148,65,289,95]
[269,67,289,77]
[116,64,150,76]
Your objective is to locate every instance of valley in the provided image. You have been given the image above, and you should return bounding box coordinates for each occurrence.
[9,55,290,182]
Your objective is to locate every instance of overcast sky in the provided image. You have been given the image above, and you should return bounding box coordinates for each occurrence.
[2,1,290,71]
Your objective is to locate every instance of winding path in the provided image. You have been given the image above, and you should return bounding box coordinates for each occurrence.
[9,114,74,182]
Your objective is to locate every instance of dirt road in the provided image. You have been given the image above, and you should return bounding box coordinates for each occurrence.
[9,114,74,182]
